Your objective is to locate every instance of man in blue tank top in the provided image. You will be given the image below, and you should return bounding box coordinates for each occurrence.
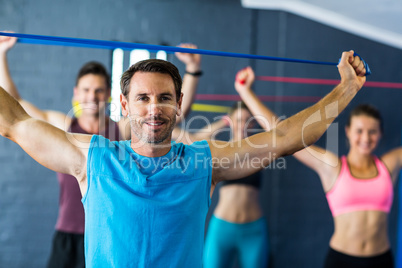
[0,34,202,267]
[0,51,368,267]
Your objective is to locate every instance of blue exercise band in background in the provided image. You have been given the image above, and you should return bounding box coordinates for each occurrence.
[0,32,371,75]
[0,32,344,67]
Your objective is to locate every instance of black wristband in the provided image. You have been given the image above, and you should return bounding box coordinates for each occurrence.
[185,70,203,77]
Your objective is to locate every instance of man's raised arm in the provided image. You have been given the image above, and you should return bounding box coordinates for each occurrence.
[0,86,91,192]
[209,50,367,184]
[0,32,69,129]
[174,43,202,124]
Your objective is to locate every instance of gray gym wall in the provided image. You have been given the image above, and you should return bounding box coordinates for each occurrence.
[0,0,401,267]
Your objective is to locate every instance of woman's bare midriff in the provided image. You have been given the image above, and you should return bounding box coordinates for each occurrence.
[330,210,389,256]
[213,184,262,223]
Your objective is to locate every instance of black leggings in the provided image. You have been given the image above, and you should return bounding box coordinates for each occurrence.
[324,247,394,268]
[46,230,85,268]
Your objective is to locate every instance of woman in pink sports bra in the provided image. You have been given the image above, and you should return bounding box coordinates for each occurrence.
[293,104,402,268]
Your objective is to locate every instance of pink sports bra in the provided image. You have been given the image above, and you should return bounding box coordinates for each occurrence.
[326,156,393,217]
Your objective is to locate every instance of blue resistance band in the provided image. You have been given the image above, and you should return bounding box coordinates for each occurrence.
[0,31,371,74]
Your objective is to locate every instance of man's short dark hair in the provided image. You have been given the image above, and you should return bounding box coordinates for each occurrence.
[120,59,182,102]
[76,61,111,88]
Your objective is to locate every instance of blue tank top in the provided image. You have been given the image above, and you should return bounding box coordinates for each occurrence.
[82,135,212,267]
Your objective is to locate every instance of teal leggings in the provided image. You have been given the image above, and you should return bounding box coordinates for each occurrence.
[203,215,269,268]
